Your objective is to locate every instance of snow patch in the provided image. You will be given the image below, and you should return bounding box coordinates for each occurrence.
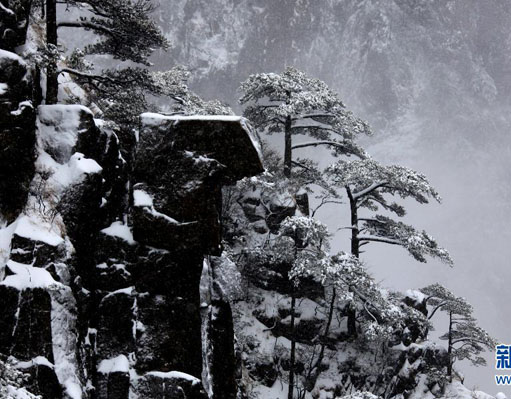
[103,286,133,300]
[1,261,62,290]
[140,112,242,126]
[14,215,64,247]
[15,356,54,370]
[133,190,153,207]
[5,385,39,399]
[37,105,93,163]
[48,152,102,189]
[0,49,26,64]
[11,100,33,116]
[405,289,426,303]
[97,355,129,374]
[101,221,135,245]
[133,189,181,224]
[0,220,17,267]
[0,83,8,95]
[145,370,201,385]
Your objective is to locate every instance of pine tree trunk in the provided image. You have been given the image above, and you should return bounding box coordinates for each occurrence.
[447,311,453,380]
[33,66,43,107]
[304,288,336,391]
[288,285,296,399]
[46,0,58,104]
[346,186,358,338]
[347,187,359,258]
[284,115,292,178]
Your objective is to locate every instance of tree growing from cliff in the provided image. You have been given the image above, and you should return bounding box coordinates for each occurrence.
[43,0,168,104]
[41,0,232,123]
[274,216,330,399]
[420,284,496,380]
[325,159,453,336]
[301,252,384,393]
[239,67,371,178]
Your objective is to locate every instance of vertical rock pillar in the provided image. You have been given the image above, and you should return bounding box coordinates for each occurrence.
[131,113,263,394]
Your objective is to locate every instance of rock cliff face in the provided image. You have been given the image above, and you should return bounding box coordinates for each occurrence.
[0,20,264,396]
[0,5,502,399]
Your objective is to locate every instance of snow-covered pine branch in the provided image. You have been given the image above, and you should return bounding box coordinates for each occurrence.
[239,67,370,177]
[360,216,453,265]
[419,283,496,378]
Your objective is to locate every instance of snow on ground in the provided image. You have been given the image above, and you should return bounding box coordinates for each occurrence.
[251,379,289,399]
[5,385,40,399]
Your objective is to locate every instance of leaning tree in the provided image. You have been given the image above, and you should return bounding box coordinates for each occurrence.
[325,158,453,336]
[44,0,167,104]
[40,0,233,124]
[420,283,496,380]
[239,67,371,178]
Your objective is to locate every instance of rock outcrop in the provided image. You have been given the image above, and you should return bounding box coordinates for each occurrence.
[0,0,31,51]
[0,95,263,399]
[0,49,36,221]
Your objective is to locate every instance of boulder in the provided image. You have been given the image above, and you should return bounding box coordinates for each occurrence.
[96,355,130,399]
[10,233,66,267]
[15,357,63,399]
[135,114,263,255]
[0,0,31,50]
[133,152,225,255]
[139,114,263,183]
[95,224,138,291]
[0,49,31,103]
[59,172,103,286]
[249,359,279,387]
[131,186,202,253]
[37,105,100,164]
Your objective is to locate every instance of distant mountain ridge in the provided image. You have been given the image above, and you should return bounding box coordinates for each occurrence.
[152,0,511,152]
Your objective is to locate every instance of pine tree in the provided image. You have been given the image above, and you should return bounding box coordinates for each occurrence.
[43,0,168,104]
[239,67,370,177]
[325,158,452,264]
[420,284,496,380]
[274,216,330,399]
[325,158,452,337]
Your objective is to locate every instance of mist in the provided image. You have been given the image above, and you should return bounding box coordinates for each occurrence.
[62,0,511,394]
